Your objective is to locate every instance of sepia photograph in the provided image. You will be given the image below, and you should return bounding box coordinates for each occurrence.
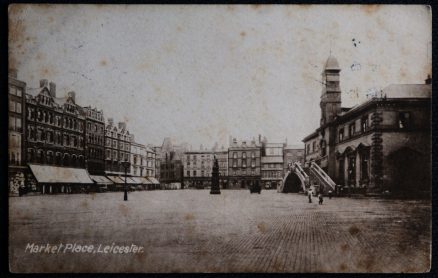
[8,4,432,273]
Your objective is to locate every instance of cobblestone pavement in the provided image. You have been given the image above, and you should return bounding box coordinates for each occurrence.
[9,190,431,273]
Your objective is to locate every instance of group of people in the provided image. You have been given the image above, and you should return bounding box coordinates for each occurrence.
[307,188,333,205]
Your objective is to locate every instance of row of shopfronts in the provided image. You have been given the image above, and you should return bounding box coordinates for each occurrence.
[15,164,160,195]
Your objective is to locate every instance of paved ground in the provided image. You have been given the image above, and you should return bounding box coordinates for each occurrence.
[9,190,431,273]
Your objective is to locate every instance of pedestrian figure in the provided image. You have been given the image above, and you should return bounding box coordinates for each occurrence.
[328,190,332,199]
[318,193,324,205]
[308,190,312,203]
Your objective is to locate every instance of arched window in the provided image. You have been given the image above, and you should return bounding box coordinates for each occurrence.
[55,152,62,165]
[37,149,44,164]
[63,154,70,166]
[72,155,78,167]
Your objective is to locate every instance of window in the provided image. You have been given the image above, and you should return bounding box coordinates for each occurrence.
[361,116,369,132]
[9,100,15,112]
[16,102,22,113]
[233,152,237,159]
[251,151,256,158]
[312,141,316,152]
[233,160,237,168]
[398,112,411,129]
[251,159,256,168]
[338,128,344,142]
[242,152,247,159]
[306,144,310,154]
[187,171,190,177]
[242,159,247,168]
[193,170,197,177]
[349,123,355,137]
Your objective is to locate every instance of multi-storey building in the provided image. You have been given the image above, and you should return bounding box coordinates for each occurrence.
[157,138,188,188]
[283,145,304,172]
[83,106,105,175]
[104,119,132,175]
[302,55,431,195]
[261,142,284,190]
[228,138,262,189]
[160,151,184,187]
[153,146,162,180]
[145,146,156,177]
[214,148,229,188]
[183,149,213,188]
[8,70,26,195]
[130,140,146,177]
[25,79,91,193]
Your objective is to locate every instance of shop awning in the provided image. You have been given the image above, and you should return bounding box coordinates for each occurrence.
[147,177,160,185]
[90,175,114,185]
[106,176,125,184]
[29,164,93,184]
[129,177,143,184]
[139,177,152,184]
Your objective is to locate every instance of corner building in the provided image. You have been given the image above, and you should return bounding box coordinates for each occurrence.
[302,55,431,195]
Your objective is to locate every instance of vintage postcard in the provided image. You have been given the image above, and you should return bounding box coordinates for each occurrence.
[8,4,431,273]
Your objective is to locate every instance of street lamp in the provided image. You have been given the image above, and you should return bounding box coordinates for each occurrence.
[121,159,131,201]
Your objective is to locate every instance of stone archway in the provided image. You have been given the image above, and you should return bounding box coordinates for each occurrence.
[283,172,302,193]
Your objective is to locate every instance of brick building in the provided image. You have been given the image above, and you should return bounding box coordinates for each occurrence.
[24,79,91,193]
[83,106,105,175]
[8,70,27,195]
[261,142,284,190]
[104,119,132,175]
[183,149,213,188]
[228,137,262,189]
[302,55,431,195]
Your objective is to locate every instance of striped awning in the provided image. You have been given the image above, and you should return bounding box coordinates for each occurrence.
[90,175,114,185]
[106,176,125,184]
[29,164,93,184]
[147,177,160,185]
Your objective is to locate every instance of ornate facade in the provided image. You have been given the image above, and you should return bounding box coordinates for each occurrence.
[303,55,431,195]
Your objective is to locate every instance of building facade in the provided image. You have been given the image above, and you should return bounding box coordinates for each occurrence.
[214,149,229,188]
[145,146,156,177]
[283,145,305,172]
[228,138,262,189]
[302,55,431,195]
[8,70,27,195]
[104,119,132,175]
[261,143,284,190]
[83,106,105,175]
[25,80,86,169]
[183,150,213,188]
[130,140,146,177]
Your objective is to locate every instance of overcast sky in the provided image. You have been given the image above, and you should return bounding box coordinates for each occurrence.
[9,5,431,148]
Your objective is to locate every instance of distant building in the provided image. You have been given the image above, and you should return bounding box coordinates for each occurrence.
[302,55,431,195]
[8,70,26,195]
[283,145,304,172]
[182,149,213,188]
[261,142,284,190]
[83,106,105,175]
[228,137,262,189]
[157,138,188,187]
[104,119,132,175]
[145,146,156,177]
[214,148,229,188]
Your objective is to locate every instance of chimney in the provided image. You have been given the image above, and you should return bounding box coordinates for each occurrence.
[49,82,56,98]
[67,91,76,102]
[108,118,114,126]
[40,79,49,88]
[258,134,261,143]
[425,74,432,84]
[8,68,17,79]
[118,122,126,130]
